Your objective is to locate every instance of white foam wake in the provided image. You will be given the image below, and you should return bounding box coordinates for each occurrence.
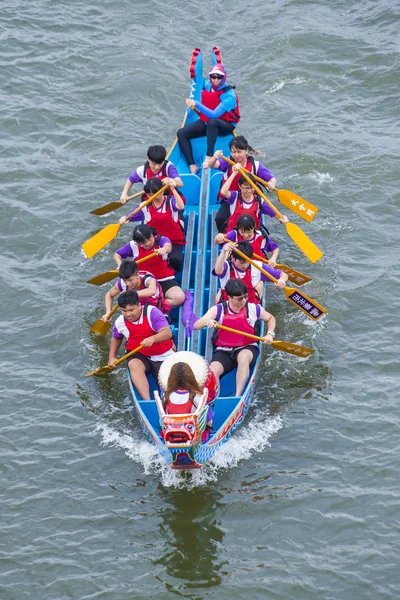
[96,413,282,488]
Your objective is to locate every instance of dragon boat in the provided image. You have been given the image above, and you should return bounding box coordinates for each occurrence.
[127,47,264,469]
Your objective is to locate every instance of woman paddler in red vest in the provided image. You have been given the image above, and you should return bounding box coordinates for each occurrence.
[214,214,280,267]
[212,240,288,304]
[193,279,277,397]
[108,290,175,401]
[177,64,240,174]
[119,177,186,273]
[113,224,185,308]
[102,259,170,321]
[206,135,278,232]
[218,164,289,234]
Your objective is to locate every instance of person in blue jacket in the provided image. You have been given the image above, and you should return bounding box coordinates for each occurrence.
[177,64,240,174]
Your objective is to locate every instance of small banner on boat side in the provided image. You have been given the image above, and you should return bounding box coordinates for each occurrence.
[287,289,326,321]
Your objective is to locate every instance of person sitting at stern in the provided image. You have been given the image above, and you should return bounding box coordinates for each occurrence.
[177,64,240,174]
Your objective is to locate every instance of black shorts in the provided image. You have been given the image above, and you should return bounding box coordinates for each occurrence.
[126,352,162,381]
[211,345,259,375]
[160,278,180,294]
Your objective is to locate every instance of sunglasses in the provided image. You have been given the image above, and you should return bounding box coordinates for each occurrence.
[210,74,224,80]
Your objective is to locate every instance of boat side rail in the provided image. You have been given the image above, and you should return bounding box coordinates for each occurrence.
[205,210,219,362]
[178,210,196,351]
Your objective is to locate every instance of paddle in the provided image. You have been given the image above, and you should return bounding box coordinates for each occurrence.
[220,156,323,263]
[84,345,144,377]
[90,190,143,216]
[221,236,311,286]
[230,244,327,321]
[252,252,311,286]
[220,155,319,223]
[82,184,169,259]
[214,324,314,358]
[90,303,119,336]
[86,252,158,286]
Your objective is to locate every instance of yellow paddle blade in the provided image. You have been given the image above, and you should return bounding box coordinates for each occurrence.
[84,364,112,377]
[274,189,318,223]
[90,319,112,336]
[284,287,327,321]
[90,201,124,216]
[275,264,312,286]
[82,223,122,259]
[285,222,323,264]
[252,252,312,286]
[272,340,314,358]
[90,191,143,216]
[87,270,119,286]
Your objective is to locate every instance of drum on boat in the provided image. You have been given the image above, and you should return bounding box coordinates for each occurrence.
[158,351,217,401]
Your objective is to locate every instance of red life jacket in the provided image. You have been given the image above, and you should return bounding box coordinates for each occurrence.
[136,237,175,281]
[234,229,265,255]
[220,155,256,192]
[145,196,186,245]
[226,192,262,232]
[220,261,261,304]
[143,160,169,183]
[215,301,259,348]
[123,305,173,356]
[165,390,194,415]
[119,270,170,313]
[199,85,240,124]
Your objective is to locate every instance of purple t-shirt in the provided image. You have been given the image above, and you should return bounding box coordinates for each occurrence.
[125,197,180,223]
[213,261,282,288]
[217,158,274,182]
[225,229,279,253]
[128,161,179,184]
[112,306,169,339]
[226,191,276,219]
[116,236,171,260]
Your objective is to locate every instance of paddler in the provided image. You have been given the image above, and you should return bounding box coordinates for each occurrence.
[214,214,280,267]
[108,290,175,400]
[177,64,240,174]
[118,178,186,273]
[206,135,278,231]
[193,279,277,396]
[213,241,287,304]
[113,224,185,308]
[102,259,170,321]
[119,144,183,204]
[217,163,288,233]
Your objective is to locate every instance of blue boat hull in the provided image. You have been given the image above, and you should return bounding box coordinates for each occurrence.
[127,47,263,469]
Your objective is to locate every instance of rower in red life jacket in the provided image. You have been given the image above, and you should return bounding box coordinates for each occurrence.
[177,63,240,174]
[102,259,170,322]
[119,144,183,204]
[119,178,186,273]
[194,279,277,396]
[113,224,185,308]
[205,135,277,232]
[213,241,288,304]
[214,214,280,267]
[108,290,175,400]
[218,164,288,234]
